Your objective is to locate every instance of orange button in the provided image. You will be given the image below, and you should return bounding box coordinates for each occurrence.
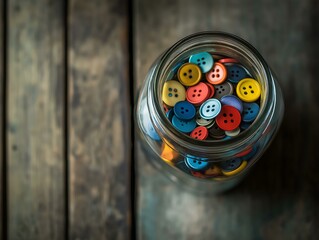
[206,62,227,85]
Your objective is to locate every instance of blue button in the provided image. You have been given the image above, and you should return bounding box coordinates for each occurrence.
[172,115,197,133]
[185,156,209,171]
[220,158,242,171]
[189,52,214,73]
[220,95,243,113]
[241,145,258,161]
[226,64,248,83]
[242,102,260,122]
[174,101,196,120]
[175,160,192,174]
[199,98,221,120]
[240,121,251,130]
[166,108,174,122]
[142,111,161,141]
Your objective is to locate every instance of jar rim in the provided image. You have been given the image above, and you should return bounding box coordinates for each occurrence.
[147,31,276,158]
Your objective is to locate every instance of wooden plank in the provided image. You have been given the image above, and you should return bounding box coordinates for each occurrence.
[0,0,3,237]
[7,0,65,239]
[135,0,319,239]
[68,0,131,239]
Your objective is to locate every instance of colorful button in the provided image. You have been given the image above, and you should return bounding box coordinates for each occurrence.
[189,52,214,73]
[221,160,248,176]
[220,158,242,171]
[240,121,251,130]
[162,80,186,107]
[213,82,234,99]
[209,122,226,139]
[218,58,238,64]
[161,142,179,165]
[226,64,248,83]
[186,82,210,105]
[203,165,222,177]
[178,63,202,86]
[199,98,222,120]
[225,127,240,137]
[141,103,161,141]
[185,156,209,171]
[220,95,243,113]
[216,105,241,131]
[175,160,192,174]
[241,145,258,161]
[206,62,227,84]
[163,104,169,113]
[195,113,214,126]
[242,102,260,122]
[206,83,215,98]
[166,108,174,122]
[190,126,208,140]
[172,115,196,133]
[236,78,261,102]
[173,101,196,120]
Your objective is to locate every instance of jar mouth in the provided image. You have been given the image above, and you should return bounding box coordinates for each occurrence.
[148,31,276,157]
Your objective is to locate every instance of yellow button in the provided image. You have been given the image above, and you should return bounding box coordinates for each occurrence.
[222,160,248,176]
[236,78,261,102]
[177,63,202,86]
[161,142,179,166]
[162,80,186,107]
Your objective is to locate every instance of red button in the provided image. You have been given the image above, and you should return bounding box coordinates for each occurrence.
[186,82,210,106]
[206,83,215,98]
[216,105,241,131]
[191,171,206,178]
[218,58,238,64]
[190,126,208,140]
[163,104,169,113]
[235,146,253,157]
[206,62,227,85]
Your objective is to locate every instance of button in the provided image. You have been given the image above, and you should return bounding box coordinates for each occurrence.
[161,142,179,165]
[220,158,242,171]
[191,171,206,178]
[163,104,169,113]
[162,80,186,107]
[185,156,209,171]
[206,83,215,98]
[226,64,248,84]
[186,82,210,106]
[218,58,238,64]
[175,160,192,174]
[241,145,258,161]
[209,122,225,139]
[173,101,196,120]
[178,63,202,86]
[172,115,196,133]
[141,102,161,141]
[203,165,222,177]
[236,146,253,157]
[190,126,208,140]
[221,160,248,176]
[236,78,261,102]
[199,98,222,120]
[215,105,241,131]
[240,121,251,130]
[195,112,214,126]
[220,95,243,113]
[242,102,260,122]
[213,82,234,99]
[166,108,174,122]
[225,127,240,137]
[206,62,227,84]
[189,52,214,73]
[172,59,187,74]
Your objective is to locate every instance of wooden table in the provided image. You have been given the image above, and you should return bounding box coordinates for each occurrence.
[1,0,319,239]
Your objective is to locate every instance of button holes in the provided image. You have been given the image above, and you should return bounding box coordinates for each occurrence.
[231,119,234,123]
[192,94,196,97]
[230,164,235,167]
[174,88,177,92]
[203,61,206,65]
[212,69,215,72]
[231,74,234,77]
[243,87,246,90]
[197,59,200,62]
[198,161,202,165]
[181,107,184,110]
[250,111,253,113]
[181,124,184,126]
[218,91,222,94]
[201,57,205,60]
[220,86,224,89]
[207,105,210,108]
[199,130,202,133]
[194,132,198,135]
[168,88,172,91]
[222,89,225,91]
[185,109,189,112]
[236,70,239,73]
[231,159,236,163]
[236,74,239,77]
[211,109,215,112]
[194,89,197,92]
[244,111,248,114]
[198,63,201,66]
[212,105,215,107]
[231,70,234,73]
[199,90,202,92]
[224,120,228,123]
[244,92,248,95]
[189,75,193,79]
[230,113,233,117]
[216,69,220,72]
[223,113,227,117]
[212,74,215,78]
[183,72,187,76]
[189,69,192,73]
[248,107,251,110]
[251,90,254,93]
[175,94,178,97]
[193,160,196,163]
[217,74,220,78]
[199,133,202,136]
[206,110,209,113]
[168,93,173,97]
[181,111,184,114]
[249,85,252,88]
[195,136,198,139]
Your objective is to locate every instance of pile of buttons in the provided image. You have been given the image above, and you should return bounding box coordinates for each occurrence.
[159,52,261,178]
[162,52,261,140]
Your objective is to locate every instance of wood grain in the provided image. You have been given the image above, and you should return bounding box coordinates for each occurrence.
[135,0,319,239]
[68,0,131,239]
[7,0,65,239]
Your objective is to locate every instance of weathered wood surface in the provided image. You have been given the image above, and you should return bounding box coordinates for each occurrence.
[0,0,3,238]
[68,0,131,239]
[7,0,65,239]
[135,0,319,239]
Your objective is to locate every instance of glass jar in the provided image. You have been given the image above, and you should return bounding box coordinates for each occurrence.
[136,32,284,193]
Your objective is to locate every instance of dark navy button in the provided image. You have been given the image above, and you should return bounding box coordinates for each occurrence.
[220,158,242,171]
[172,115,196,133]
[189,52,214,73]
[226,64,248,83]
[174,101,196,120]
[185,156,209,171]
[242,102,260,122]
[166,108,174,122]
[209,122,225,139]
[220,95,243,113]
